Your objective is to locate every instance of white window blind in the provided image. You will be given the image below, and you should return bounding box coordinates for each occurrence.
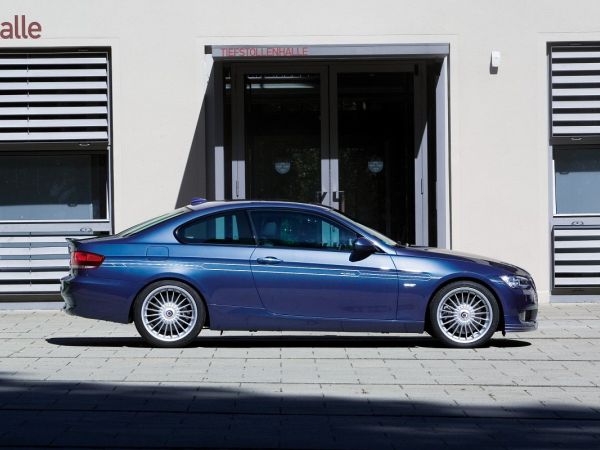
[551,45,600,138]
[553,227,600,289]
[0,51,110,142]
[0,233,92,295]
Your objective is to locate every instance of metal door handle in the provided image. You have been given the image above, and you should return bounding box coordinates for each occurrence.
[257,256,283,265]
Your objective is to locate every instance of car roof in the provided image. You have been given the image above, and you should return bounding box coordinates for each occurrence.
[130,199,397,255]
[187,200,333,213]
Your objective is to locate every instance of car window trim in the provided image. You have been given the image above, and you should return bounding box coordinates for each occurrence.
[244,209,259,245]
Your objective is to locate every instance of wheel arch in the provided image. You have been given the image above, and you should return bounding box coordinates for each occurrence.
[424,276,505,334]
[127,276,211,327]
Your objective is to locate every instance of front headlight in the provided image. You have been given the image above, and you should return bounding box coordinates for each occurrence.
[500,275,531,289]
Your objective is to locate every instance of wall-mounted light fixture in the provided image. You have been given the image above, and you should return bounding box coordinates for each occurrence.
[490,50,501,74]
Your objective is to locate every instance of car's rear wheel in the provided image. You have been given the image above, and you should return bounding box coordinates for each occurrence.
[133,280,205,348]
[429,281,499,348]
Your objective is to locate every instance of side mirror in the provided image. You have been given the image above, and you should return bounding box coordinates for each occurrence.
[350,237,377,262]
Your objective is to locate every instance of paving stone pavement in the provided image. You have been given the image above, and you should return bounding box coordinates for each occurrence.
[0,303,599,449]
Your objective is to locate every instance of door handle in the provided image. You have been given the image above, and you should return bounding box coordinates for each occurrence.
[256,256,283,265]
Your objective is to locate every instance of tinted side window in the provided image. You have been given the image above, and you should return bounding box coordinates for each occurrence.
[250,210,358,251]
[177,211,255,245]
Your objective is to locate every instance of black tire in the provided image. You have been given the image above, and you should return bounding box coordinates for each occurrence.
[428,281,499,348]
[133,280,206,348]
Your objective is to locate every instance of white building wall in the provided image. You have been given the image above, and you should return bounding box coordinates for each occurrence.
[3,0,600,302]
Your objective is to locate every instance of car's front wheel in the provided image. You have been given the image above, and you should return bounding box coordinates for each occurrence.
[429,281,499,348]
[133,280,206,348]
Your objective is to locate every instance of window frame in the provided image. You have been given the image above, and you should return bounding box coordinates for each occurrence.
[549,42,600,218]
[247,207,363,253]
[548,42,600,296]
[174,209,257,247]
[0,47,113,234]
[552,145,600,217]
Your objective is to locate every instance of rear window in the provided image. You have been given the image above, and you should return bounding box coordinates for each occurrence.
[117,207,190,237]
[176,210,255,245]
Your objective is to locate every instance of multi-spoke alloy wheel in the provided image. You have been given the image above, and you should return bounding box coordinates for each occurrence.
[134,281,205,347]
[429,281,499,348]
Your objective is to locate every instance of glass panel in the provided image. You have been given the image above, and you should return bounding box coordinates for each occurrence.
[245,73,321,203]
[251,210,358,251]
[337,72,415,243]
[0,153,107,221]
[178,211,254,245]
[328,208,400,248]
[555,148,600,214]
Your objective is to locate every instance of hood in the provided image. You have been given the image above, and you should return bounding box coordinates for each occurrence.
[399,246,529,276]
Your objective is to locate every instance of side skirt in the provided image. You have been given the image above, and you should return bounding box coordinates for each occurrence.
[208,305,425,333]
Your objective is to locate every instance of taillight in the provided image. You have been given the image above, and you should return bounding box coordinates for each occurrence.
[70,251,104,269]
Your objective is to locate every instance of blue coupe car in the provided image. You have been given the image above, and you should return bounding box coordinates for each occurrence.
[61,200,538,348]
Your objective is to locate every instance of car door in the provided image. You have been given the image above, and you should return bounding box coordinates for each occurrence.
[173,209,261,311]
[248,209,398,320]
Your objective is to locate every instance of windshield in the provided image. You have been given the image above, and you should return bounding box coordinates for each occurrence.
[117,207,190,237]
[328,209,401,247]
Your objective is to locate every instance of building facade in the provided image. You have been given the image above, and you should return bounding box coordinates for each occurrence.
[1,0,600,303]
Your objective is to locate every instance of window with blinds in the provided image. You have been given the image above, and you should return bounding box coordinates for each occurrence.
[0,50,110,142]
[550,43,600,294]
[551,44,600,141]
[0,49,111,300]
[553,227,600,291]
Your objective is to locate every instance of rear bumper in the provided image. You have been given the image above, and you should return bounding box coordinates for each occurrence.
[61,274,135,324]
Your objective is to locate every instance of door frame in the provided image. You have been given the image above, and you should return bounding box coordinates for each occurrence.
[223,58,446,247]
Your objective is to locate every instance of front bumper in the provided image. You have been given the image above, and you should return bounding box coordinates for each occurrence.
[504,304,538,332]
[501,284,538,333]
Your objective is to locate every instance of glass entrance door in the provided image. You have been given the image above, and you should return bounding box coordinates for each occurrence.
[331,68,416,244]
[230,63,425,245]
[231,66,328,204]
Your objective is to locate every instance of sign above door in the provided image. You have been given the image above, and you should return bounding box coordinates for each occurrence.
[209,44,449,59]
